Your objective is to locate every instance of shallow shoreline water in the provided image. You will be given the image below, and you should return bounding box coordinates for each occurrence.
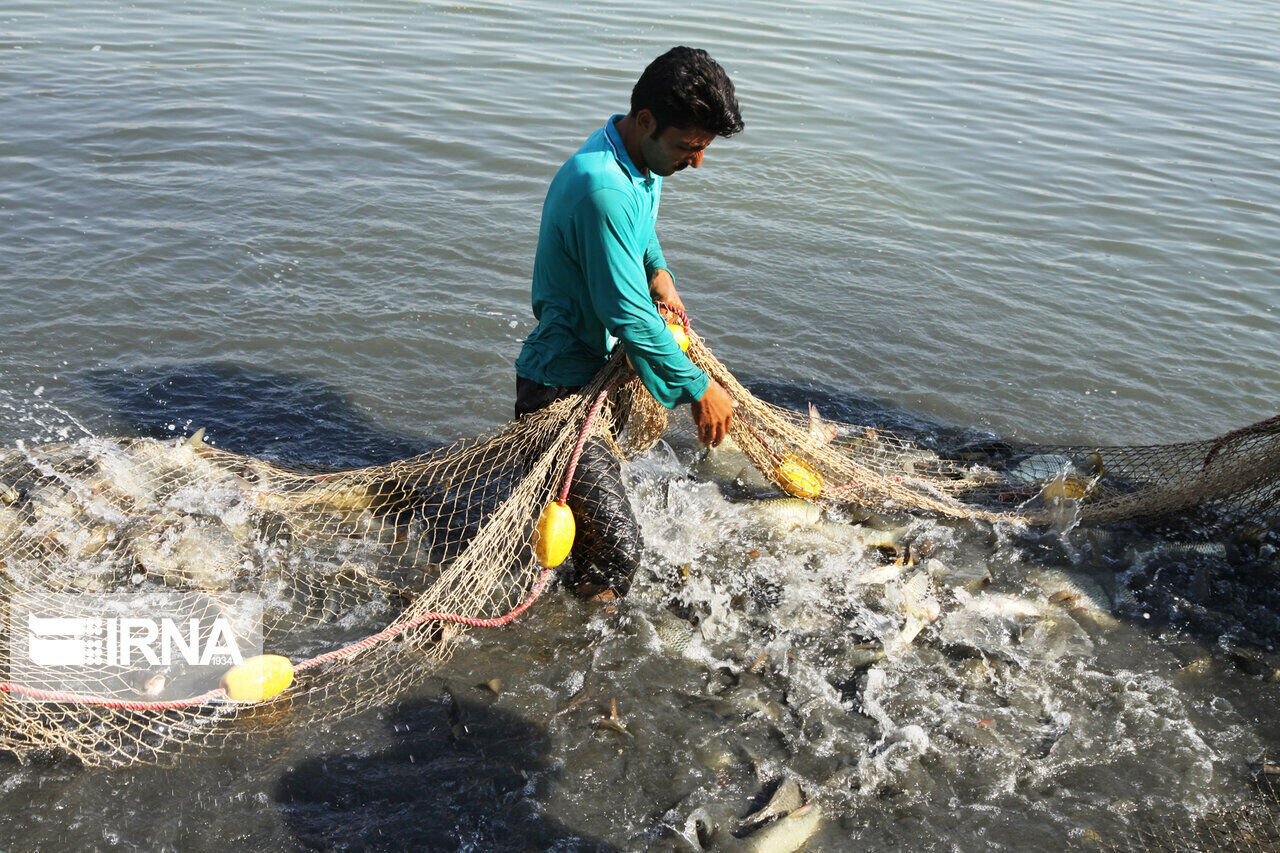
[3,0,1279,849]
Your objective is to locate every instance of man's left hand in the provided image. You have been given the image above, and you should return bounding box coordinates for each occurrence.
[648,269,685,314]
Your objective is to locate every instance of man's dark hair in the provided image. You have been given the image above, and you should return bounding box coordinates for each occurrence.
[630,46,744,138]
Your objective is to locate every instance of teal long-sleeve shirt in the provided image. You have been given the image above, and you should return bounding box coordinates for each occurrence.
[515,115,711,409]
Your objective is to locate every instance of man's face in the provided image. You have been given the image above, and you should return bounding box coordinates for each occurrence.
[638,116,715,178]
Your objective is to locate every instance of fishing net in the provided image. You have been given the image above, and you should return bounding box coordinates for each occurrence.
[1,316,1277,776]
[1080,772,1280,852]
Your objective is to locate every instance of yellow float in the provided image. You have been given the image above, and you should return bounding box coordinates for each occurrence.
[774,454,823,499]
[535,501,575,568]
[221,654,294,702]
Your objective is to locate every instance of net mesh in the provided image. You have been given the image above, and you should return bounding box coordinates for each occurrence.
[0,326,1277,801]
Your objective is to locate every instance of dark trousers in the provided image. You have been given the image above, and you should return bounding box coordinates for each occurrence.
[515,376,642,596]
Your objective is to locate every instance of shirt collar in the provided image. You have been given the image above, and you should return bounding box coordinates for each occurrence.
[604,114,655,187]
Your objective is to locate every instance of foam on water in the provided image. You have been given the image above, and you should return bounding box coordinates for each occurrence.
[594,437,1279,848]
[0,399,1277,848]
[4,0,1280,841]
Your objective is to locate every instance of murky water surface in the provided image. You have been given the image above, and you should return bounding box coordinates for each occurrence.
[2,0,1279,849]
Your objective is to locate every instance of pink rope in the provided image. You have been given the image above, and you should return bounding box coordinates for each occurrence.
[0,567,557,709]
[556,371,634,505]
[0,340,646,712]
[0,682,227,711]
[557,389,611,505]
[655,301,692,332]
[294,567,555,672]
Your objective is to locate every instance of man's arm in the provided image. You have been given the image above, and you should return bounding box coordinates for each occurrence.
[573,189,735,443]
[643,233,686,314]
[647,271,733,446]
[647,268,686,315]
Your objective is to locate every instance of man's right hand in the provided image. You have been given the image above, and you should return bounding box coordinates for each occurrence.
[691,380,736,447]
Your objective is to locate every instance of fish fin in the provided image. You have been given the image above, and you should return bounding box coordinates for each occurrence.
[807,403,838,444]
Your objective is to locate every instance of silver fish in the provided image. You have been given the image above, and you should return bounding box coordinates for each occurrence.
[1006,451,1103,486]
[738,778,804,830]
[132,517,245,591]
[958,590,1045,621]
[653,612,695,656]
[852,561,911,586]
[925,558,991,593]
[848,524,910,553]
[744,498,823,530]
[695,435,774,491]
[716,803,822,853]
[806,404,837,445]
[1152,541,1228,560]
[1033,568,1119,630]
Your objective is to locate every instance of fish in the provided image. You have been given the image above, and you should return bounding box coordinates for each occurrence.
[1007,452,1103,486]
[925,558,991,593]
[849,426,882,454]
[1005,451,1105,502]
[844,642,887,670]
[131,516,247,591]
[899,571,940,623]
[697,435,774,491]
[1032,568,1119,630]
[1018,615,1095,661]
[244,481,376,514]
[0,503,23,540]
[1179,656,1212,677]
[738,778,804,831]
[848,524,910,556]
[1112,580,1142,613]
[743,498,895,553]
[743,498,823,530]
[1150,541,1228,560]
[26,483,87,534]
[806,404,838,445]
[958,464,1002,487]
[652,611,696,656]
[851,561,911,586]
[1039,470,1095,501]
[957,589,1045,621]
[713,671,785,722]
[883,571,940,654]
[896,449,943,476]
[91,446,159,509]
[127,433,234,485]
[694,743,737,775]
[593,697,631,737]
[236,457,284,490]
[55,523,113,562]
[714,803,822,853]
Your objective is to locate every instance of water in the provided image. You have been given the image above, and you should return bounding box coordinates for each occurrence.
[2,0,1279,849]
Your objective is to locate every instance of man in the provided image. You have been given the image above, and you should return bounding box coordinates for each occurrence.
[515,46,742,600]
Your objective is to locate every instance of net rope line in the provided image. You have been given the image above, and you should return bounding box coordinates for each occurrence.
[1,301,1278,771]
[0,566,557,712]
[0,355,631,711]
[0,310,689,714]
